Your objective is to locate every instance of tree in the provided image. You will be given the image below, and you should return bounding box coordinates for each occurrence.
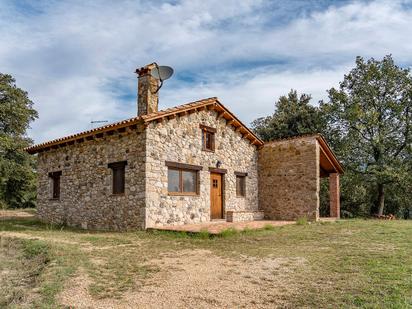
[252,89,325,141]
[0,73,38,208]
[321,55,412,216]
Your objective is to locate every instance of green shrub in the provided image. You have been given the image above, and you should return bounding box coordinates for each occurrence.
[296,217,308,225]
[218,228,238,237]
[263,224,275,231]
[241,227,254,234]
[22,239,49,259]
[195,229,211,239]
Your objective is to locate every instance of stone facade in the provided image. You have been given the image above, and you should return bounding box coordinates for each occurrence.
[35,108,260,230]
[36,127,147,230]
[34,112,343,230]
[144,109,259,227]
[32,62,342,231]
[258,136,320,221]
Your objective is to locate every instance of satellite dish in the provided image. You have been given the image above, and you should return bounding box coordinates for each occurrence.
[150,64,174,93]
[151,65,174,81]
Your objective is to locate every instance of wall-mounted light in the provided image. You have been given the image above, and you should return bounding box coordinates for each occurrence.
[216,160,222,168]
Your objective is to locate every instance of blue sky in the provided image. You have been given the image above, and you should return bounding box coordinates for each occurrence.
[1,0,412,143]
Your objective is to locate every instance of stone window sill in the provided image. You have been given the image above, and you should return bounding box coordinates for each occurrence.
[49,198,60,201]
[168,192,200,197]
[202,148,215,153]
[110,193,126,197]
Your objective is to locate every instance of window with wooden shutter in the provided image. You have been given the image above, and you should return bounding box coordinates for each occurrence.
[200,124,216,152]
[235,172,247,197]
[48,171,62,199]
[108,161,127,194]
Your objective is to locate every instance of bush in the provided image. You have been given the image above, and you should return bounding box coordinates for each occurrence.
[195,229,210,239]
[296,217,308,225]
[218,228,238,237]
[263,224,275,231]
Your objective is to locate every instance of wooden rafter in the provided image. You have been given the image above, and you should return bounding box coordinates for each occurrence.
[227,119,235,126]
[217,111,226,120]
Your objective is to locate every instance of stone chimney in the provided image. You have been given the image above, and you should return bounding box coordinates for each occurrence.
[136,63,159,116]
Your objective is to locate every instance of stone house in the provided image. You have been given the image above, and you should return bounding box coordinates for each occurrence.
[26,63,343,231]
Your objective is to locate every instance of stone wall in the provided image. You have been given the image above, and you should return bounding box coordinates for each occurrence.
[145,109,259,227]
[258,136,320,221]
[36,127,146,230]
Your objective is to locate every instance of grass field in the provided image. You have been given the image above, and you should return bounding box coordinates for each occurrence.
[1,210,411,308]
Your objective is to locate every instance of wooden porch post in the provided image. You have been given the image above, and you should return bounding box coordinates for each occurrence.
[329,173,340,218]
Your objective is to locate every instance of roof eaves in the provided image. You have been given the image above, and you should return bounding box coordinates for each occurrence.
[25,96,264,154]
[213,99,264,146]
[25,116,143,154]
[315,134,344,174]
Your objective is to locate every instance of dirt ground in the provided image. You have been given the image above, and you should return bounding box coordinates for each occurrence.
[0,209,35,219]
[0,210,303,308]
[2,212,411,308]
[58,249,305,309]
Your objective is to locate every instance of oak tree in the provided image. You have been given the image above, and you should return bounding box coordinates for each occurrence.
[0,73,38,208]
[322,55,412,215]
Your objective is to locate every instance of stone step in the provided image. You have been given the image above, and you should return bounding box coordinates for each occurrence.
[226,210,265,222]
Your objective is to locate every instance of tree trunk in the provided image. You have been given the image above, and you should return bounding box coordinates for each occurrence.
[378,183,385,216]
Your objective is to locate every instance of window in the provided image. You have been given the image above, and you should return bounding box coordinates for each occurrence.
[49,171,62,199]
[235,172,247,197]
[212,179,218,188]
[108,161,127,194]
[166,161,202,195]
[200,124,216,152]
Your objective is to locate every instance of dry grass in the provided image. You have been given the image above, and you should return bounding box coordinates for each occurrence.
[1,209,411,308]
[0,237,50,308]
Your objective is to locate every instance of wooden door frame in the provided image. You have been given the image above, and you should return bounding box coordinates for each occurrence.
[210,169,226,220]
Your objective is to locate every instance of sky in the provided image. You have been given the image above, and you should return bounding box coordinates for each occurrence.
[1,0,412,144]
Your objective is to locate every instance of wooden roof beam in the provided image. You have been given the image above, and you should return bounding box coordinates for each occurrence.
[227,119,235,126]
[217,111,226,120]
[207,104,216,110]
[213,104,224,112]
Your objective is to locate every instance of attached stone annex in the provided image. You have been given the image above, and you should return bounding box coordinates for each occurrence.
[26,63,343,231]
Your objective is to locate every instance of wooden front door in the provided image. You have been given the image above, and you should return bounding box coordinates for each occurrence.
[210,173,223,219]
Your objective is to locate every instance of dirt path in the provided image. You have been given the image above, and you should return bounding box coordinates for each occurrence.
[0,231,82,246]
[58,249,306,309]
[0,209,35,219]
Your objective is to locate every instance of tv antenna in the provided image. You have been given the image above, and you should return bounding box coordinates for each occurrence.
[90,120,108,129]
[150,63,174,93]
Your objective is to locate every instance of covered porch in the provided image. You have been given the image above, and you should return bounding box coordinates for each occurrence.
[258,134,344,222]
[150,220,295,234]
[318,137,344,219]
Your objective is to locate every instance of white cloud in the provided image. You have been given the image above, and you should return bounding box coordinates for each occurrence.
[160,64,351,125]
[0,0,412,143]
